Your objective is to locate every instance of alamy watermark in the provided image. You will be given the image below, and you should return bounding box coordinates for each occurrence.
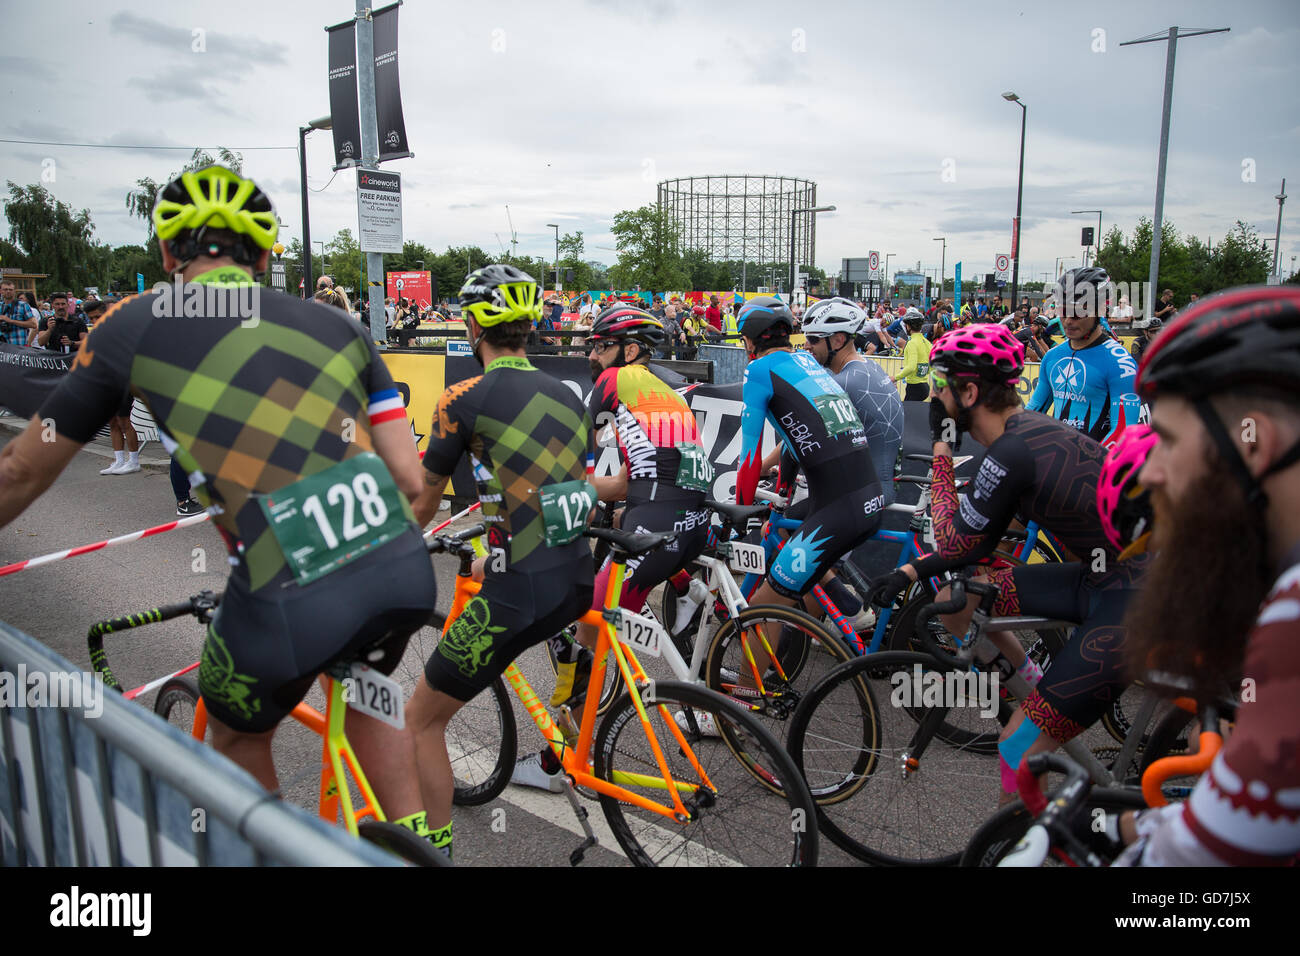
[1049,277,1160,322]
[150,276,261,328]
[0,665,104,718]
[890,663,999,718]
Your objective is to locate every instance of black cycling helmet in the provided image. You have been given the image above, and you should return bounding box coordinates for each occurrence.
[1052,266,1110,318]
[588,303,666,351]
[1144,317,1163,332]
[1137,285,1300,507]
[737,296,795,348]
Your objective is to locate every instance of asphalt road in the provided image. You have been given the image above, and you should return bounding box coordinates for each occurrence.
[0,423,870,866]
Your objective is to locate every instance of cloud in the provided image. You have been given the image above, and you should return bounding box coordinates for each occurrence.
[125,68,235,115]
[0,56,54,81]
[109,12,288,66]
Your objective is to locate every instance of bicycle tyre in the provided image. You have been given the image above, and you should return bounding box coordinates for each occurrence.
[592,679,819,867]
[787,650,1004,866]
[703,604,860,792]
[959,787,1147,867]
[154,677,204,739]
[357,820,453,867]
[393,624,516,807]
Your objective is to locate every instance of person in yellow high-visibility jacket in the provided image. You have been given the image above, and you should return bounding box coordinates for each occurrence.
[721,306,740,344]
[891,308,932,401]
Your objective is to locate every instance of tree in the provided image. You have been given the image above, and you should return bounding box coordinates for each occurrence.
[3,182,101,294]
[1213,221,1271,288]
[608,205,689,292]
[323,228,362,294]
[123,147,246,266]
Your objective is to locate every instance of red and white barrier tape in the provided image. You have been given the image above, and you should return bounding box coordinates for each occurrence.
[0,513,210,578]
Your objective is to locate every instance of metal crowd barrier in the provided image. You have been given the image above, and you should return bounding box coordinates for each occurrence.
[0,620,395,866]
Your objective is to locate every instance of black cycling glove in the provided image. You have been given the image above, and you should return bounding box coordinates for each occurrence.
[867,569,912,608]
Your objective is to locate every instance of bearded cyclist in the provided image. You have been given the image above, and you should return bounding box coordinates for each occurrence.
[1107,286,1300,865]
[0,165,440,841]
[405,265,595,857]
[1028,267,1139,447]
[869,324,1146,806]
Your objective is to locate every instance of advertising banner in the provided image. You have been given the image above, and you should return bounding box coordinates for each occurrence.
[326,20,361,169]
[372,3,413,163]
[357,169,403,254]
[386,271,432,309]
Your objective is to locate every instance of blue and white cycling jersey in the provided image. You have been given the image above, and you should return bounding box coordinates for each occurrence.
[1027,335,1139,446]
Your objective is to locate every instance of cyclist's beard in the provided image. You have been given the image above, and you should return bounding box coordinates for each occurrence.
[1121,458,1268,699]
[589,358,604,382]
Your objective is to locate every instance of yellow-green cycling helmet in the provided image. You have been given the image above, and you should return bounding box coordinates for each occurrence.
[152,165,278,257]
[458,264,542,328]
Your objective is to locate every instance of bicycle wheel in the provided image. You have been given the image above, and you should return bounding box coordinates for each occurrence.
[394,624,516,806]
[154,677,204,739]
[884,594,1011,753]
[703,604,860,790]
[357,820,453,867]
[592,679,818,867]
[787,651,1003,866]
[544,623,625,717]
[959,787,1147,867]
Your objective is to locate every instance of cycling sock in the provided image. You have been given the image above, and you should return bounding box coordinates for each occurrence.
[539,747,563,774]
[113,450,127,466]
[427,821,453,860]
[393,810,428,837]
[128,450,140,466]
[998,718,1043,793]
[668,570,692,595]
[999,755,1018,794]
[822,577,863,619]
[1016,656,1043,688]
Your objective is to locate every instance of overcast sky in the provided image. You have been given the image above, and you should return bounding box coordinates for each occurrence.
[2,0,1297,286]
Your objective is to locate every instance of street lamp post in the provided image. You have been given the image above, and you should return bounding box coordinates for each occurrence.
[932,238,946,298]
[884,253,895,299]
[298,115,332,297]
[1071,210,1103,267]
[1002,92,1027,312]
[546,223,560,293]
[1273,180,1288,279]
[789,205,835,294]
[1055,256,1075,279]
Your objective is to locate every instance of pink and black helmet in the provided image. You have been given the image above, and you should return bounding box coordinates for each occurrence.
[930,324,1025,386]
[1097,423,1158,558]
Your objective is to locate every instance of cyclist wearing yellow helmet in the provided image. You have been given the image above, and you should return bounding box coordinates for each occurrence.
[406,265,596,857]
[0,165,443,846]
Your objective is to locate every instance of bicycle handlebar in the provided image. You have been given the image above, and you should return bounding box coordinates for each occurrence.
[914,578,969,664]
[88,591,220,692]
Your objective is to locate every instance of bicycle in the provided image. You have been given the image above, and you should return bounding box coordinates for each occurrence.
[785,571,1175,865]
[421,521,820,866]
[88,594,449,866]
[971,699,1224,869]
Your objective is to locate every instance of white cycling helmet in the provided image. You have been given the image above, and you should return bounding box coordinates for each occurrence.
[902,307,925,328]
[802,297,866,339]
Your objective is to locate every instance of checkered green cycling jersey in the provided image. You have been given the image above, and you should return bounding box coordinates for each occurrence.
[421,356,593,571]
[36,268,411,593]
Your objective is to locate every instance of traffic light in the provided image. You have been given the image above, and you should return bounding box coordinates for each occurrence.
[1081,227,1095,246]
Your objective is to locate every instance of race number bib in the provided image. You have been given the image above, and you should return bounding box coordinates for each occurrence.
[813,393,859,437]
[611,609,665,658]
[675,442,714,492]
[538,479,596,547]
[916,362,929,377]
[345,663,404,729]
[258,453,412,586]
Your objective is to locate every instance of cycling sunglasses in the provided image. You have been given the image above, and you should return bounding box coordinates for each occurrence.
[929,368,950,391]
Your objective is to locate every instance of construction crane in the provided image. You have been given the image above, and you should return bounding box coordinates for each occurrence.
[504,205,519,258]
[494,233,508,256]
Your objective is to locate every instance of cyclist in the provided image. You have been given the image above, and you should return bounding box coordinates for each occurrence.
[405,265,595,856]
[891,307,932,401]
[801,297,904,506]
[734,296,886,671]
[868,324,1146,806]
[510,302,711,788]
[0,165,439,838]
[1109,286,1300,865]
[1028,267,1139,447]
[1128,316,1161,364]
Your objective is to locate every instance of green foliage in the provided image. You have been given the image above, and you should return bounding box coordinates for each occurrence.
[608,205,690,292]
[1095,217,1271,307]
[3,182,102,294]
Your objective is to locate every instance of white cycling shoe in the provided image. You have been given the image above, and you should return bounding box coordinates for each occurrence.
[673,708,721,738]
[509,752,565,793]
